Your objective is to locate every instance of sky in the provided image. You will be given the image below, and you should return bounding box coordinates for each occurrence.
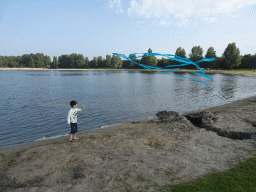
[0,0,256,61]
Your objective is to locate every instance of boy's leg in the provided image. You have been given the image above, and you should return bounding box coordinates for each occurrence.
[73,124,79,139]
[70,133,73,141]
[74,133,79,139]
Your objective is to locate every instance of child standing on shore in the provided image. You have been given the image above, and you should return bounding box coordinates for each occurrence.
[67,100,85,142]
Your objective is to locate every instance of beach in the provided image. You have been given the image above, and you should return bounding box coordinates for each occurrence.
[1,95,256,192]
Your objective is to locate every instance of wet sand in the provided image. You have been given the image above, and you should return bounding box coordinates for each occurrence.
[1,95,256,192]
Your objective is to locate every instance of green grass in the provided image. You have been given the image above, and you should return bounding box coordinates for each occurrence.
[157,143,256,192]
[229,69,256,72]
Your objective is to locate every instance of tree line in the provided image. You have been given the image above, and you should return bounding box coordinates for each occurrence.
[0,42,255,70]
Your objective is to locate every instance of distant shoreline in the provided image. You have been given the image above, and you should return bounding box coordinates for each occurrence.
[1,67,256,76]
[0,67,122,71]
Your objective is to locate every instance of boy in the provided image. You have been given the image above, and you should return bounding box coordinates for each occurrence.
[67,100,85,142]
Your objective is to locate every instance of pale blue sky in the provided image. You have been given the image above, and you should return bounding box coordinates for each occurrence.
[0,0,255,61]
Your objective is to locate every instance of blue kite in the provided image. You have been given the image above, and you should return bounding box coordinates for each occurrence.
[113,53,215,87]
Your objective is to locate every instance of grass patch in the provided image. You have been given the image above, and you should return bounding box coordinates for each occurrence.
[159,156,256,192]
[230,69,256,72]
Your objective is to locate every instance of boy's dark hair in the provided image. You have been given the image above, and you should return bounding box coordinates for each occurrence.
[70,100,77,108]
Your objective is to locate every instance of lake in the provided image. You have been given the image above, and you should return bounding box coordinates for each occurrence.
[1,69,256,149]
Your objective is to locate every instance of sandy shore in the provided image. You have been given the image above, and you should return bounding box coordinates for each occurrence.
[1,95,256,192]
[1,67,256,76]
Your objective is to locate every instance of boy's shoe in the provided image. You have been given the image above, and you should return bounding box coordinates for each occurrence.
[73,138,79,140]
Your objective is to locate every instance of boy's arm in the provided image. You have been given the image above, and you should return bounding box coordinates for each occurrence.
[67,111,71,124]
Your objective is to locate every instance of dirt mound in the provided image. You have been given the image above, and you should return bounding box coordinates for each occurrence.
[184,111,219,125]
[184,110,256,140]
[156,111,199,137]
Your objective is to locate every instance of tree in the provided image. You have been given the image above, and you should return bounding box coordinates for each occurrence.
[2,56,8,67]
[70,53,77,68]
[147,48,157,67]
[147,55,158,66]
[173,47,186,68]
[97,56,104,68]
[250,54,256,69]
[21,54,30,67]
[189,46,203,61]
[84,57,89,68]
[129,54,136,68]
[200,47,217,69]
[77,54,85,68]
[239,54,256,69]
[205,47,216,58]
[53,56,58,69]
[7,56,18,68]
[188,46,204,69]
[122,59,129,68]
[92,57,98,68]
[16,56,22,67]
[0,56,3,67]
[224,42,241,70]
[35,53,45,68]
[140,54,148,66]
[57,55,63,68]
[28,54,36,68]
[58,55,70,68]
[140,48,155,67]
[111,55,119,69]
[157,57,169,68]
[44,55,51,68]
[117,55,122,69]
[240,54,250,68]
[105,55,112,68]
[215,54,227,69]
[175,47,186,58]
[88,60,93,68]
[102,58,106,68]
[140,48,151,66]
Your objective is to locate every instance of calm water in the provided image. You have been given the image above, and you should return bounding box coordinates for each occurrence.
[1,70,256,149]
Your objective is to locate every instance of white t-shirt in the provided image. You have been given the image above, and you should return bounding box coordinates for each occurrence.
[67,108,82,124]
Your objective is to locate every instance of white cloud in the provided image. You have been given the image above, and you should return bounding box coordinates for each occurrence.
[109,0,124,13]
[203,17,217,23]
[217,0,256,13]
[126,0,256,25]
[159,18,172,27]
[227,13,240,18]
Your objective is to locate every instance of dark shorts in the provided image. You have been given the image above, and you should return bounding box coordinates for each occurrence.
[70,123,78,134]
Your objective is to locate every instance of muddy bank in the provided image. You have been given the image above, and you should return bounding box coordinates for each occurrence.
[1,96,256,192]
